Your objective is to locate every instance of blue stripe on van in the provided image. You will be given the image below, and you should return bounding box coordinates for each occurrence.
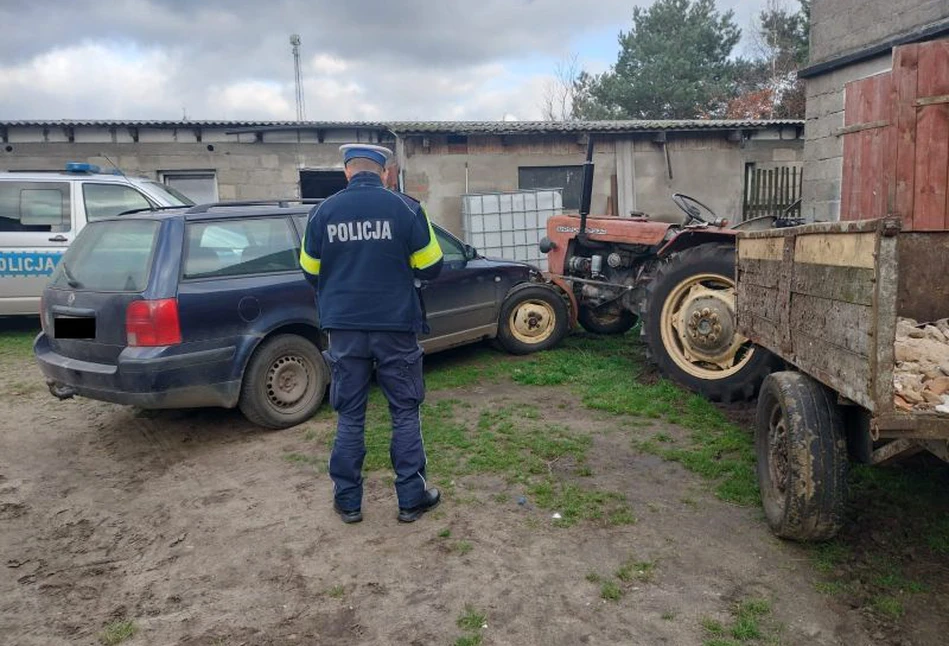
[0,251,63,277]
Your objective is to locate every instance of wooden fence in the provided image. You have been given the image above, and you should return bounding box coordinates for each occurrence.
[742,165,803,220]
[840,39,949,231]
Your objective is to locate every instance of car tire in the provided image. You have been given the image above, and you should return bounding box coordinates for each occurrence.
[239,334,329,429]
[496,284,568,355]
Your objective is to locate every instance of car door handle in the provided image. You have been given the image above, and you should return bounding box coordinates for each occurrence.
[48,235,68,242]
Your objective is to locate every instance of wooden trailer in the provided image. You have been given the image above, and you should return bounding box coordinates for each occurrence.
[735,218,949,541]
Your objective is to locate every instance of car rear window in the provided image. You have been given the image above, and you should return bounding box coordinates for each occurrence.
[51,220,159,292]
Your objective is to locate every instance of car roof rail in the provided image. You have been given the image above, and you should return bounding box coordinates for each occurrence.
[185,198,324,214]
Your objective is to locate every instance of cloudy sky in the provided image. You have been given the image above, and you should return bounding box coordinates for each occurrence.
[0,0,771,122]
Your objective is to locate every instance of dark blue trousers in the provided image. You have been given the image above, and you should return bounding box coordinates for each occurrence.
[323,330,428,511]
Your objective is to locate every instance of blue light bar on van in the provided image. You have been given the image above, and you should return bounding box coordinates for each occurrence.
[65,162,101,174]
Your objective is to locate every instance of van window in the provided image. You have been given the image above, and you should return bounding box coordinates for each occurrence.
[184,217,298,279]
[83,183,153,220]
[0,181,71,232]
[50,220,159,292]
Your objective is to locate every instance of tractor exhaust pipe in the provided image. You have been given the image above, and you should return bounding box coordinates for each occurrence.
[578,135,595,241]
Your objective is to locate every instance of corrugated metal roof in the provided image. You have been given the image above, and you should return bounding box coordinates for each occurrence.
[0,119,802,135]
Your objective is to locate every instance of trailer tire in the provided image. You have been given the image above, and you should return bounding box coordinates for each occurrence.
[641,243,778,402]
[755,371,848,542]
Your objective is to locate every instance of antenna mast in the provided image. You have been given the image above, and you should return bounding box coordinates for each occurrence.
[290,34,306,121]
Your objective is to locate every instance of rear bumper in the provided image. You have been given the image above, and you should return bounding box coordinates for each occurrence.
[33,334,241,409]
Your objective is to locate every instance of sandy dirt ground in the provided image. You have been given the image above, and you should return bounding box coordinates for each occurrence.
[0,341,945,646]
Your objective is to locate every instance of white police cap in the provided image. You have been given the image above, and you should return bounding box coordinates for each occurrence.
[339,144,393,167]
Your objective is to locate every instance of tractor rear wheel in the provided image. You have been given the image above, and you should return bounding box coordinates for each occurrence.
[641,243,777,402]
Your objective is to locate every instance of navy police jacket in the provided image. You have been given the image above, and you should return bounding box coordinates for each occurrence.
[299,171,444,333]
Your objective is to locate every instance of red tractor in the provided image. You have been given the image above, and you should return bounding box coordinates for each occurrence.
[540,138,778,402]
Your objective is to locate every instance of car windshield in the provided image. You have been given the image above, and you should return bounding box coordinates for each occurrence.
[143,180,194,206]
[50,220,160,292]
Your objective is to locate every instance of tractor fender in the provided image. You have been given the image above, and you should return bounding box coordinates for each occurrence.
[544,274,579,330]
[657,228,737,257]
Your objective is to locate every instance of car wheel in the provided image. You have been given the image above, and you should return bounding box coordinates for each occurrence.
[239,334,329,429]
[496,284,568,355]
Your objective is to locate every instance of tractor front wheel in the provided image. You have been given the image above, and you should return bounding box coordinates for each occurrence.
[578,304,638,335]
[642,243,777,402]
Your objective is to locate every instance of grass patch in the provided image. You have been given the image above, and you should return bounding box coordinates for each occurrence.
[661,611,676,621]
[98,620,137,646]
[616,558,656,584]
[456,605,486,631]
[528,479,634,527]
[438,528,451,539]
[0,328,36,361]
[502,335,759,505]
[809,541,850,574]
[600,580,622,601]
[870,595,904,619]
[701,618,726,636]
[337,390,634,528]
[701,597,775,644]
[283,452,323,469]
[585,572,601,583]
[926,514,949,555]
[453,541,473,556]
[453,636,482,646]
[814,580,850,595]
[327,585,345,599]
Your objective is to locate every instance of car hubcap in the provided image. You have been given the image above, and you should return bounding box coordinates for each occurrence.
[266,355,311,409]
[659,272,755,379]
[509,299,556,344]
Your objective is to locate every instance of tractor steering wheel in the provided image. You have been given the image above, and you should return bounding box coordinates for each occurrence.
[672,193,719,225]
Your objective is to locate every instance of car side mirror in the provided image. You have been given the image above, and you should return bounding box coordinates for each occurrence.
[463,244,478,261]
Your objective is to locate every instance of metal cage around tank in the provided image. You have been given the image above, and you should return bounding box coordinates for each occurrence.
[461,189,564,270]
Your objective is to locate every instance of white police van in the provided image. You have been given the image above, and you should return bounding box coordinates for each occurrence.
[0,163,193,315]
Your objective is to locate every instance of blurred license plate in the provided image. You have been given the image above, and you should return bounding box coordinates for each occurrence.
[54,316,95,339]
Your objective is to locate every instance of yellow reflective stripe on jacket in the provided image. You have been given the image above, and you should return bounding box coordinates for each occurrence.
[299,248,321,275]
[409,216,443,269]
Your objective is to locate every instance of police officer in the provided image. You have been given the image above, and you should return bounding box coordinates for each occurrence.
[299,143,444,524]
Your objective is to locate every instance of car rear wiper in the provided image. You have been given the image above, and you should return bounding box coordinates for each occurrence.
[117,205,184,216]
[61,261,82,288]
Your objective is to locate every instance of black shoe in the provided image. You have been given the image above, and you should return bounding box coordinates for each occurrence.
[333,502,363,524]
[398,488,441,523]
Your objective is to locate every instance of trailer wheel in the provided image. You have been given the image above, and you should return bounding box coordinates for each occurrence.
[578,305,638,335]
[642,243,778,402]
[755,372,848,541]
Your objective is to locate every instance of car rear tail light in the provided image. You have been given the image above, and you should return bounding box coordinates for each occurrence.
[126,299,181,347]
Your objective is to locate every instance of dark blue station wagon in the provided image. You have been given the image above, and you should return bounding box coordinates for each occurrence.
[34,201,569,428]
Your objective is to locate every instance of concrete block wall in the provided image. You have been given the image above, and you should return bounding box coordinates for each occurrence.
[810,0,947,63]
[801,54,892,222]
[403,132,803,232]
[1,141,346,203]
